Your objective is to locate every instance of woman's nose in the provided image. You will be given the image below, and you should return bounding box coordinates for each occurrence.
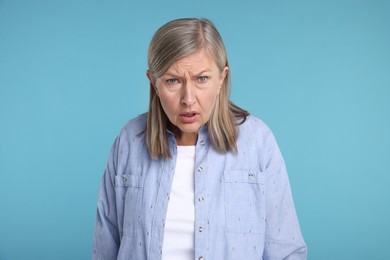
[181,82,196,106]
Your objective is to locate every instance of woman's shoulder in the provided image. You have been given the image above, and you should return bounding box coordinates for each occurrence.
[123,113,147,131]
[239,114,273,137]
[117,113,147,140]
[238,115,282,157]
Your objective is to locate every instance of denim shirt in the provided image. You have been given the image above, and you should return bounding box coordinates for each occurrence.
[93,113,307,260]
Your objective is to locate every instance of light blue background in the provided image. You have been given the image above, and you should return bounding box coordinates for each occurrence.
[1,0,389,259]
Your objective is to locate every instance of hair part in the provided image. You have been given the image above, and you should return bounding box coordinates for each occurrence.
[147,18,248,159]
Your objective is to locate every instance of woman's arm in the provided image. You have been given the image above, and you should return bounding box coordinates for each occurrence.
[262,131,307,259]
[92,139,120,260]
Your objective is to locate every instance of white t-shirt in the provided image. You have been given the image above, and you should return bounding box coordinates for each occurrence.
[161,145,195,260]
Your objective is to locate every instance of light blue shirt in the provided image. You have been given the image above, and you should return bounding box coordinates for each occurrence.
[93,113,307,260]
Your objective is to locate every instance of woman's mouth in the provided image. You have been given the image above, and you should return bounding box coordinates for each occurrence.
[182,112,196,117]
[179,112,198,123]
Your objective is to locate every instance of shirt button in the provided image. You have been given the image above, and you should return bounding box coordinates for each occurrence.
[198,226,203,232]
[198,257,204,260]
[197,166,203,173]
[198,197,204,202]
[200,140,205,146]
[248,172,254,180]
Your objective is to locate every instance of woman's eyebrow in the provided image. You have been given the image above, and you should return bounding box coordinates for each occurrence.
[194,69,212,76]
[162,72,180,78]
[162,69,212,78]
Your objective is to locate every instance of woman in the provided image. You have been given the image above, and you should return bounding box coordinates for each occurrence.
[93,18,307,260]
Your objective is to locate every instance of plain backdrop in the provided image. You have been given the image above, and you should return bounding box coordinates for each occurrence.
[1,0,389,259]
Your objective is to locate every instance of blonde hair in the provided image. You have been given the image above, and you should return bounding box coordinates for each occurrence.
[147,18,248,159]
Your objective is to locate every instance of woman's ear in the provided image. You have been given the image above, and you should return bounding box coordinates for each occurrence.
[220,66,229,85]
[217,66,229,94]
[146,70,158,96]
[146,70,155,86]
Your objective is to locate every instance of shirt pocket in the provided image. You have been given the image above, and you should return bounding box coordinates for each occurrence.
[115,174,143,237]
[224,170,265,234]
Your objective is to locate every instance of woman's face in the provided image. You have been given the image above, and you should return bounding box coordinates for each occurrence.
[148,49,228,145]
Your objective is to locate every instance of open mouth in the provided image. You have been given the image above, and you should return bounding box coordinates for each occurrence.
[181,112,196,117]
[179,112,198,123]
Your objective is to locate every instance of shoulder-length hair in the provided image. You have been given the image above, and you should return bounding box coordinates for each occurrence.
[147,18,248,159]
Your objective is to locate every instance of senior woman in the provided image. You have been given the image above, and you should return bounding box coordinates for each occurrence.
[93,18,307,259]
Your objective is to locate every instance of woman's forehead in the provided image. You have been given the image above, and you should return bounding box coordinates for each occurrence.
[164,50,218,75]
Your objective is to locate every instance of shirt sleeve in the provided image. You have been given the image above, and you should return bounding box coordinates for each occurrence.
[92,138,120,260]
[262,130,307,260]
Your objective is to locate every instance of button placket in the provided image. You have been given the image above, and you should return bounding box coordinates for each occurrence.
[194,138,208,260]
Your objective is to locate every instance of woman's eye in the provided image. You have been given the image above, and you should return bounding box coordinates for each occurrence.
[196,76,208,83]
[167,79,178,85]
